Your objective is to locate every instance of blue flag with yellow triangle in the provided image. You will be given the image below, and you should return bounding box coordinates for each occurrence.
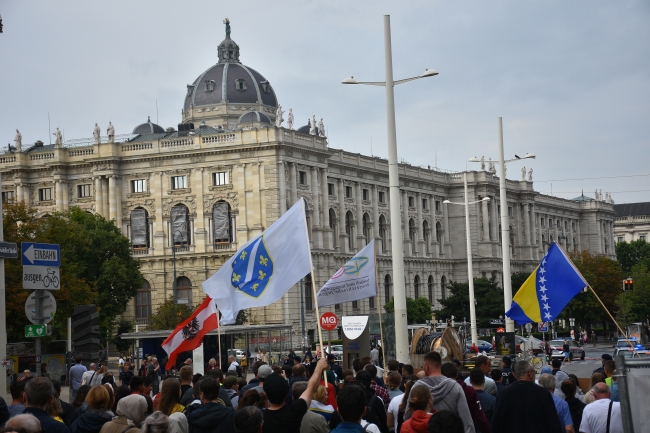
[506,242,588,325]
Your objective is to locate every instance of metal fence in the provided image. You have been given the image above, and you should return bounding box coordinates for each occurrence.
[615,354,650,433]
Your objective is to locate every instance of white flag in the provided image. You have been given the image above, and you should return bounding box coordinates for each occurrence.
[202,199,312,325]
[316,239,376,307]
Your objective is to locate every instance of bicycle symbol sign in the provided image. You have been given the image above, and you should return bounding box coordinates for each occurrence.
[22,265,61,290]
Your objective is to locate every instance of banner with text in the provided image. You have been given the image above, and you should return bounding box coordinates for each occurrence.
[316,239,376,307]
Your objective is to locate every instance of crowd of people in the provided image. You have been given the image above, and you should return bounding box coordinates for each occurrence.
[0,350,624,433]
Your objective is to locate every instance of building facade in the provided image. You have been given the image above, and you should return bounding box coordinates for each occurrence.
[0,27,616,347]
[614,202,650,243]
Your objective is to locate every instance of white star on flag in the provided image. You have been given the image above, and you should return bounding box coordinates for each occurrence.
[539,285,547,293]
[544,312,552,320]
[541,294,548,301]
[539,276,546,284]
[543,303,551,310]
[539,267,546,274]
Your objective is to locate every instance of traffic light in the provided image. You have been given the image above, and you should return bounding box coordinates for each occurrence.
[446,318,451,327]
[623,278,634,291]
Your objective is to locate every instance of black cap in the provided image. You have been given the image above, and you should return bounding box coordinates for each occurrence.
[552,358,562,368]
[327,354,335,360]
[355,370,372,388]
[602,354,613,361]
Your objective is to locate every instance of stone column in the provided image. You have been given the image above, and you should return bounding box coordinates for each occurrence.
[577,219,582,251]
[320,168,329,248]
[490,198,498,242]
[289,163,298,206]
[62,181,69,212]
[311,167,321,248]
[443,201,450,243]
[114,179,122,233]
[416,192,423,256]
[432,211,439,258]
[523,203,531,245]
[338,179,347,252]
[95,176,104,216]
[102,178,109,218]
[108,175,117,221]
[569,219,574,251]
[482,198,490,241]
[235,163,248,243]
[16,184,24,203]
[194,169,206,253]
[356,182,363,248]
[402,190,410,256]
[372,185,380,239]
[597,219,602,253]
[530,203,536,245]
[278,162,286,215]
[55,181,63,212]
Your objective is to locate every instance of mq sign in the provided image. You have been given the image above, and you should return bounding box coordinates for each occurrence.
[320,312,338,331]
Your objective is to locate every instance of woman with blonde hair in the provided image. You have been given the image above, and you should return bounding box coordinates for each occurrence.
[70,385,114,433]
[157,379,184,416]
[400,385,433,433]
[309,385,335,423]
[47,390,64,423]
[99,394,148,433]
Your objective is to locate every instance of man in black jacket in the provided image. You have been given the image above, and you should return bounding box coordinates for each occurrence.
[491,361,562,433]
[186,378,235,433]
[355,370,388,433]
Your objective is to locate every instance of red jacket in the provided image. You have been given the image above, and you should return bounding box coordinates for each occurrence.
[456,379,491,433]
[319,379,338,409]
[401,410,432,433]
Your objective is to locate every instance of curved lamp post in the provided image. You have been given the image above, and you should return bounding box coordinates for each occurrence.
[443,173,490,345]
[342,15,438,363]
[469,118,535,333]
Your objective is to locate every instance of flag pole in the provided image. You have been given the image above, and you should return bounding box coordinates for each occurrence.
[374,240,387,373]
[216,306,222,369]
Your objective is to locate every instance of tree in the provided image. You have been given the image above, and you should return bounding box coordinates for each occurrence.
[384,297,432,324]
[148,297,195,331]
[511,272,530,297]
[3,202,144,343]
[111,317,135,354]
[616,239,650,275]
[433,278,505,327]
[614,264,650,325]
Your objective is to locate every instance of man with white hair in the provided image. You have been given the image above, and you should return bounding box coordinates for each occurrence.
[5,414,42,433]
[579,383,623,433]
[81,363,96,386]
[227,355,240,373]
[539,373,574,433]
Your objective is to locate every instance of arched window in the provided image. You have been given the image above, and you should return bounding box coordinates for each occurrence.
[409,219,417,254]
[213,201,233,245]
[329,208,338,248]
[345,211,354,250]
[428,276,434,304]
[436,222,442,243]
[304,275,313,311]
[573,237,577,251]
[176,276,193,305]
[171,204,191,246]
[379,215,387,252]
[414,275,420,299]
[130,207,149,249]
[384,274,392,305]
[441,275,447,300]
[369,295,375,310]
[362,213,371,245]
[423,221,430,254]
[135,281,152,319]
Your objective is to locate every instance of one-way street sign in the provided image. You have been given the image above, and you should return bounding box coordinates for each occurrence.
[21,243,60,267]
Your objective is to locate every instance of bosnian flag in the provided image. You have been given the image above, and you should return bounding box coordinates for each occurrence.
[161,296,218,371]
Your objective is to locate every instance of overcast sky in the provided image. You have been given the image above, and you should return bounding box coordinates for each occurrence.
[1,1,648,203]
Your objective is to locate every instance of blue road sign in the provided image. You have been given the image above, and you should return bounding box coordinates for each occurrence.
[538,322,549,332]
[21,243,60,267]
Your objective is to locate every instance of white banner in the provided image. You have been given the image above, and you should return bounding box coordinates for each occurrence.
[316,239,376,307]
[342,316,369,340]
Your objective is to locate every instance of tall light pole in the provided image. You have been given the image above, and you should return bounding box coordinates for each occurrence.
[470,117,535,333]
[172,230,187,319]
[342,15,438,362]
[444,173,490,345]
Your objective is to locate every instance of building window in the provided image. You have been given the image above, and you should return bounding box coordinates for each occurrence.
[77,184,92,198]
[345,186,352,198]
[328,183,335,196]
[131,179,146,193]
[171,175,187,190]
[422,198,428,210]
[508,207,513,216]
[205,79,216,92]
[335,303,341,311]
[379,191,385,203]
[345,211,354,250]
[435,201,441,211]
[641,235,647,242]
[362,213,371,242]
[304,276,313,311]
[369,296,375,310]
[423,220,430,253]
[130,208,149,248]
[617,237,624,243]
[135,281,152,319]
[352,300,359,309]
[299,171,307,185]
[363,189,369,201]
[260,81,270,93]
[213,172,229,186]
[176,276,193,305]
[441,275,447,300]
[38,188,52,202]
[213,201,233,244]
[1,191,15,203]
[329,209,338,248]
[409,219,417,253]
[408,196,415,207]
[414,275,420,298]
[235,79,247,91]
[384,275,392,305]
[428,275,434,304]
[379,215,387,251]
[171,204,190,246]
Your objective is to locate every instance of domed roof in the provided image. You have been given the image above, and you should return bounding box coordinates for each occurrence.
[238,111,271,124]
[183,23,277,111]
[297,122,320,136]
[133,117,165,135]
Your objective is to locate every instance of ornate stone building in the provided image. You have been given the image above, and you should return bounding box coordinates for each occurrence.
[614,202,650,244]
[0,26,616,346]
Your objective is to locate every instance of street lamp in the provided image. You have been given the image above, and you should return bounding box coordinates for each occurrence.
[172,230,187,318]
[342,15,438,363]
[443,173,490,346]
[469,117,535,333]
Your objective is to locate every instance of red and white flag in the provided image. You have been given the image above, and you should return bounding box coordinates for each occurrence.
[161,296,218,371]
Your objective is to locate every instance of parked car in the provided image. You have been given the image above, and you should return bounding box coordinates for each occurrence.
[321,345,343,362]
[614,347,639,359]
[227,349,246,361]
[548,339,585,360]
[466,340,493,353]
[615,337,637,349]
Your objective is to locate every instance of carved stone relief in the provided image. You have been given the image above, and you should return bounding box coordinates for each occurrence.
[163,196,197,217]
[203,191,239,214]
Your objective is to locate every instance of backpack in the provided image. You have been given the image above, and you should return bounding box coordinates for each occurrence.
[363,395,382,431]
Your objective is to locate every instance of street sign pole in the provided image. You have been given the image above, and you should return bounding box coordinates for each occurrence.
[35,289,42,376]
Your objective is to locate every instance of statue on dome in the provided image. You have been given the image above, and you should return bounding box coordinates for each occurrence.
[93,123,101,144]
[309,115,317,136]
[521,166,526,181]
[223,18,231,38]
[53,128,63,147]
[107,122,115,143]
[275,105,284,127]
[488,161,496,174]
[14,129,22,152]
[480,156,485,170]
[287,109,294,130]
[528,167,533,182]
[318,118,326,137]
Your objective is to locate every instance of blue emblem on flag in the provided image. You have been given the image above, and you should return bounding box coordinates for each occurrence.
[230,236,274,298]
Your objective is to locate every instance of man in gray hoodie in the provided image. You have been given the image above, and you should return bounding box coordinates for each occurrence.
[410,351,475,433]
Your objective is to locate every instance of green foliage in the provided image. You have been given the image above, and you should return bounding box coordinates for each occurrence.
[235,309,249,326]
[148,296,195,330]
[3,202,143,344]
[616,239,650,275]
[614,264,650,325]
[433,278,506,327]
[384,296,432,324]
[111,317,135,354]
[511,272,531,296]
